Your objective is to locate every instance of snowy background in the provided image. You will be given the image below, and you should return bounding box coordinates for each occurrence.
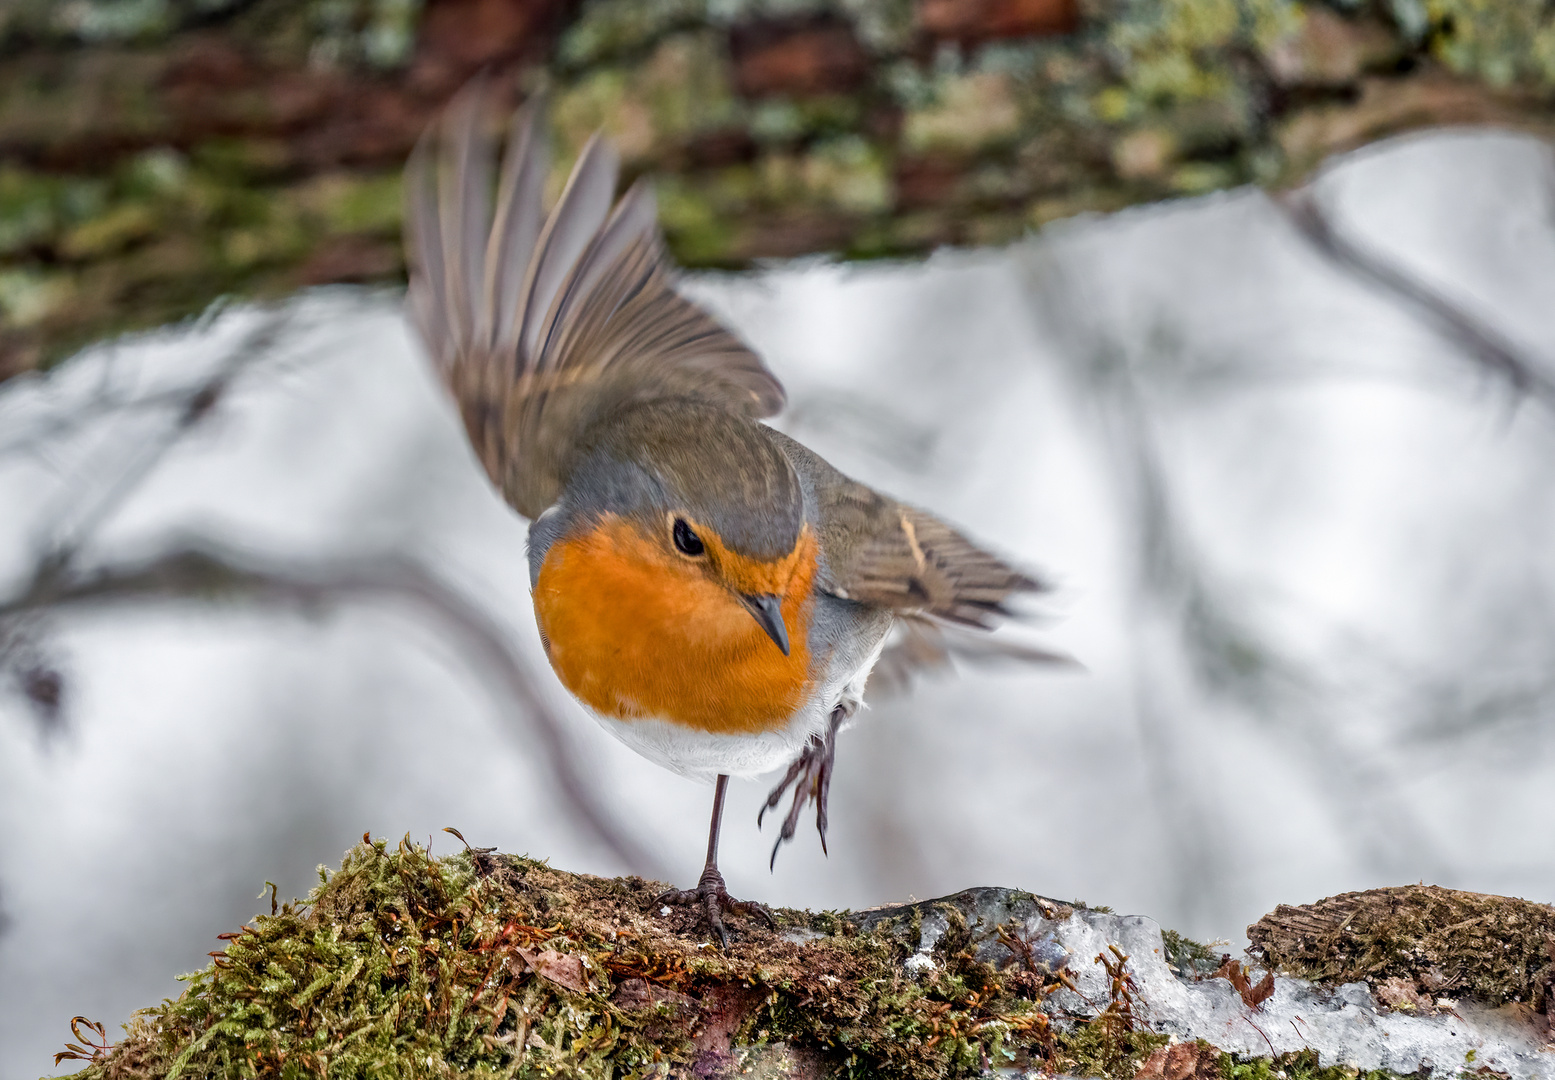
[3,129,1555,1077]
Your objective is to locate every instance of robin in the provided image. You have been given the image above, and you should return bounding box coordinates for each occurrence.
[404,87,1054,946]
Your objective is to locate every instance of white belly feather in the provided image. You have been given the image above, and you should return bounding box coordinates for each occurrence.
[587,625,888,782]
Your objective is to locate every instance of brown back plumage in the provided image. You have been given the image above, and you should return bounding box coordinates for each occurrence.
[404,83,785,521]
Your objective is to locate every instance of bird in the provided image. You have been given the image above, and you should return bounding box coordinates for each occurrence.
[403,84,1056,946]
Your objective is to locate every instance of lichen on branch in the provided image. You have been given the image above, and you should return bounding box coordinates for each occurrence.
[6,0,1555,377]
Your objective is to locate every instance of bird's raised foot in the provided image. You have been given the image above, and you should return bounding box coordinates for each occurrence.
[759,703,848,868]
[655,864,774,949]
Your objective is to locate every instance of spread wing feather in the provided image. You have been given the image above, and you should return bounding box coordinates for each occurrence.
[868,616,1076,698]
[518,133,617,370]
[823,494,1062,689]
[486,102,547,357]
[839,504,1044,627]
[765,430,1044,627]
[405,84,786,520]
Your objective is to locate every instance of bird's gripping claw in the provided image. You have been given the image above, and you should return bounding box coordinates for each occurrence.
[655,774,776,948]
[655,862,775,950]
[759,702,852,869]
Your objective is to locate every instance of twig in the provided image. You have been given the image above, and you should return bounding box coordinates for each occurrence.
[30,306,294,565]
[1,298,661,882]
[1276,187,1555,410]
[1239,1013,1278,1058]
[0,536,660,876]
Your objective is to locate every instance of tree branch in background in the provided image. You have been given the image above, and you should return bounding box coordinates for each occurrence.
[1,305,295,735]
[1020,250,1460,921]
[31,306,294,566]
[0,537,657,874]
[6,0,1555,376]
[1275,186,1555,410]
[0,300,657,876]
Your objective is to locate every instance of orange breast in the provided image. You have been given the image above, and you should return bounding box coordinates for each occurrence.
[533,515,817,734]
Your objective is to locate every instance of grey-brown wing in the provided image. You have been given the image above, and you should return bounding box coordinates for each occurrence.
[867,615,1076,698]
[823,485,1044,627]
[404,82,786,520]
[765,429,1044,627]
[809,466,1068,689]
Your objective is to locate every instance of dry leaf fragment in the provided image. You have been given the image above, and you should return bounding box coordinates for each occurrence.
[513,947,588,993]
[1212,958,1275,1009]
[1376,975,1435,1014]
[1247,969,1275,1007]
[1134,1040,1220,1079]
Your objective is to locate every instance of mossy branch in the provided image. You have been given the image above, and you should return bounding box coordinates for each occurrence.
[6,0,1555,375]
[57,838,1535,1079]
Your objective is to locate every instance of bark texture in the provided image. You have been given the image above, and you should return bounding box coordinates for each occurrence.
[3,0,1555,376]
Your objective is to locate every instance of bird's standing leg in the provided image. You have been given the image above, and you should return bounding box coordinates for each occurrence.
[760,702,849,868]
[655,774,775,947]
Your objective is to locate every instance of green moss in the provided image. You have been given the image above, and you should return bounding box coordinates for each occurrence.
[0,176,61,258]
[296,173,404,235]
[766,138,889,212]
[190,140,296,183]
[903,71,1023,155]
[749,96,867,146]
[1159,928,1222,979]
[33,0,183,45]
[0,0,437,372]
[1221,1047,1426,1080]
[1062,1021,1168,1078]
[0,267,74,329]
[13,0,1555,375]
[0,0,422,61]
[656,176,740,265]
[1105,0,1301,113]
[0,151,407,367]
[308,0,425,70]
[61,839,1189,1080]
[63,841,688,1080]
[1170,159,1240,194]
[58,203,160,259]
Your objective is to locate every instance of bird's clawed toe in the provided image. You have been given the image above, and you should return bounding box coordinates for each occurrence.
[759,703,847,868]
[655,864,774,949]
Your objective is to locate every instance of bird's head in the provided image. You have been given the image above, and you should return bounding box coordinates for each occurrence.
[528,401,816,731]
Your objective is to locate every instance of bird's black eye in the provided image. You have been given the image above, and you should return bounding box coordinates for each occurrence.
[672,518,705,556]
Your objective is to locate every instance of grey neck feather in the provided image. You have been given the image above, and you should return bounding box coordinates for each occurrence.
[526,398,804,585]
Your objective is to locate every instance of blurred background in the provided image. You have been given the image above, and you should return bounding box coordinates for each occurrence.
[4,0,1555,1076]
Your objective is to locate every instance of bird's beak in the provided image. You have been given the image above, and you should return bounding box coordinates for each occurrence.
[740,593,789,656]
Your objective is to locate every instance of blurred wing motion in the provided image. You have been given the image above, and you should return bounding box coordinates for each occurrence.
[764,432,1046,630]
[790,441,1065,686]
[839,503,1044,627]
[868,615,1077,699]
[838,501,1069,689]
[404,84,786,520]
